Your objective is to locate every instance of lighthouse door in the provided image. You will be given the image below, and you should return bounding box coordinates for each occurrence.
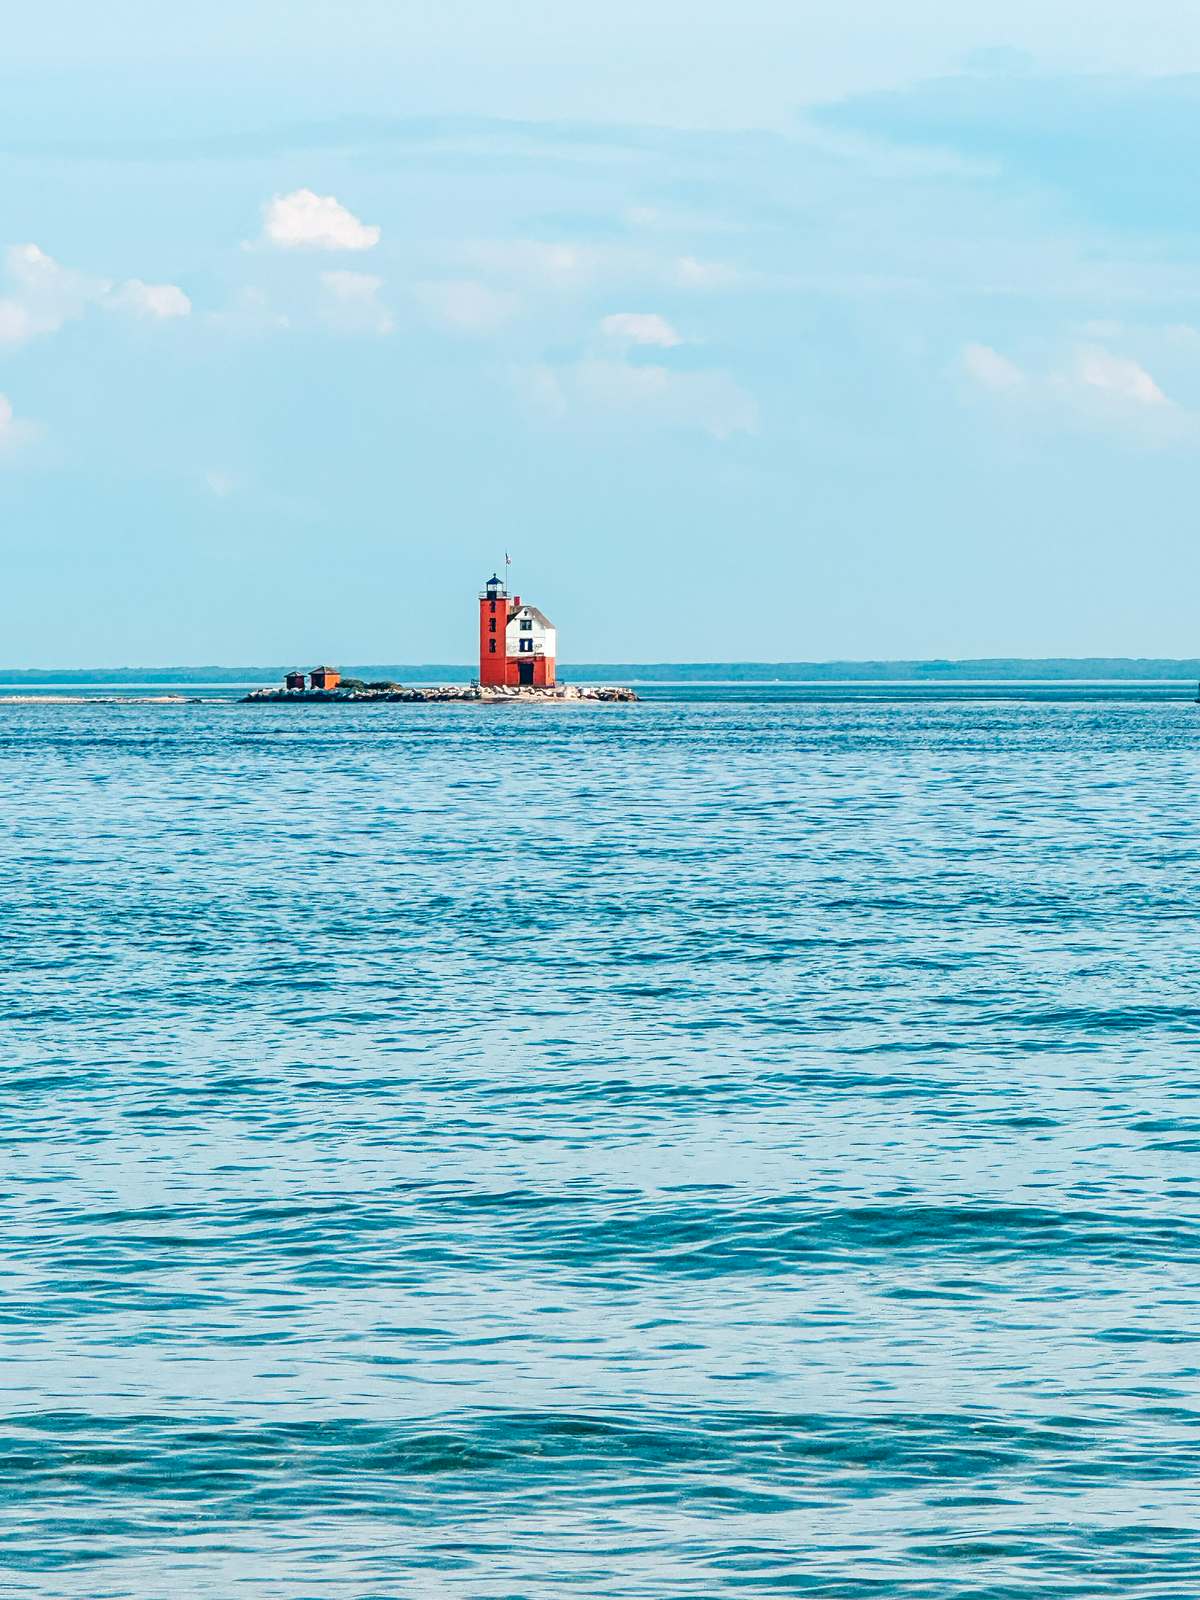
[518,659,535,685]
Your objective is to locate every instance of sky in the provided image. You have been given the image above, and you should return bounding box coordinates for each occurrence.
[3,2,1200,664]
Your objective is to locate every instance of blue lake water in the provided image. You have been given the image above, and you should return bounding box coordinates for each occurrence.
[2,689,1198,1596]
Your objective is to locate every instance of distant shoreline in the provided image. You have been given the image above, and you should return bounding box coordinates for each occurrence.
[3,659,1200,685]
[1,681,1196,707]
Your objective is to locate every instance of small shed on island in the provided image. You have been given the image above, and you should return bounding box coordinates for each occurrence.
[285,671,306,691]
[309,666,341,691]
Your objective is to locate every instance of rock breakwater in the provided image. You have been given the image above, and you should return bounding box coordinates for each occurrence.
[243,683,638,704]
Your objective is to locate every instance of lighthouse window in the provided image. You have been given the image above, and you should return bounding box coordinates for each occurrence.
[489,617,496,632]
[488,639,496,653]
[520,618,532,630]
[519,637,533,653]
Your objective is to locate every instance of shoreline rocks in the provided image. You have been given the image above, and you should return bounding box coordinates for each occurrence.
[242,683,638,704]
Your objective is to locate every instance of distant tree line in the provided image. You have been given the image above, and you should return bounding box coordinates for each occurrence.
[5,660,1200,685]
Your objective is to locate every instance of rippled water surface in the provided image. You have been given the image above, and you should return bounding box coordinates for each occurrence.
[3,692,1198,1596]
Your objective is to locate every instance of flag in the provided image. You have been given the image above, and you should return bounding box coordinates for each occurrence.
[504,553,511,566]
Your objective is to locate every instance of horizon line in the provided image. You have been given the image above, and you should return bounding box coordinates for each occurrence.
[3,656,1200,681]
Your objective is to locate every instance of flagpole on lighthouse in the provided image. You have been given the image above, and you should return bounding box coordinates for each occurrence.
[503,553,513,688]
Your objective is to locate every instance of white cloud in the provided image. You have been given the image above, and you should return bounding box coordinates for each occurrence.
[463,240,594,285]
[416,278,519,334]
[962,337,1185,442]
[7,242,98,300]
[0,243,189,343]
[261,190,380,252]
[0,393,17,443]
[673,255,739,289]
[450,241,735,303]
[1051,346,1180,442]
[0,302,36,343]
[319,270,394,334]
[962,342,1024,391]
[207,286,290,336]
[0,393,39,458]
[111,280,192,320]
[600,312,683,348]
[0,244,106,343]
[1072,345,1167,407]
[520,357,756,440]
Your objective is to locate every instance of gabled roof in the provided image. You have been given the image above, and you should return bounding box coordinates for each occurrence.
[508,604,555,629]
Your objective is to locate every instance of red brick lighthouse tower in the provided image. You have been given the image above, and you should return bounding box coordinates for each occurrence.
[479,573,557,688]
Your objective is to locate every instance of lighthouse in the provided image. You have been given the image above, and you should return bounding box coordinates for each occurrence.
[478,573,557,688]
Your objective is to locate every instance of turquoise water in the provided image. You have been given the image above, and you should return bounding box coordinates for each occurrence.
[3,691,1198,1596]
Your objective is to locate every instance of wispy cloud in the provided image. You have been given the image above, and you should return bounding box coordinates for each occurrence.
[815,70,1200,237]
[260,189,381,252]
[1069,346,1167,407]
[0,244,190,344]
[415,279,520,333]
[963,338,1184,442]
[962,342,1023,392]
[0,392,40,458]
[319,270,393,334]
[110,280,192,320]
[0,244,105,343]
[600,312,683,348]
[673,255,739,289]
[461,239,594,286]
[207,286,290,336]
[520,357,756,440]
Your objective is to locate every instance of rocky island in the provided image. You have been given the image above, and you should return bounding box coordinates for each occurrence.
[245,574,638,704]
[243,678,637,705]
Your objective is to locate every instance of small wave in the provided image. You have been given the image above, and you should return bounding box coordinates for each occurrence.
[2,1402,1195,1592]
[11,1194,1199,1306]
